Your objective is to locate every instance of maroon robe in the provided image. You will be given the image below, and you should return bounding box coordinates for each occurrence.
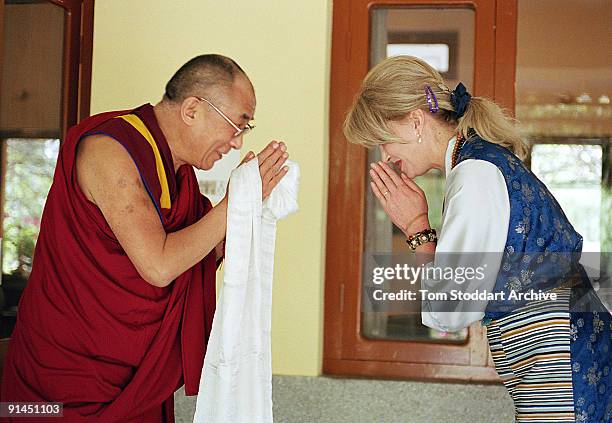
[1,104,217,422]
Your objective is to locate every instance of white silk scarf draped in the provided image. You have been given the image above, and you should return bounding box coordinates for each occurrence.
[194,158,300,423]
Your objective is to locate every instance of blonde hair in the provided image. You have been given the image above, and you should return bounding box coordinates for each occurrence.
[343,55,528,160]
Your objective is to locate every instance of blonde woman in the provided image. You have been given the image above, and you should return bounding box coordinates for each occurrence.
[344,55,611,423]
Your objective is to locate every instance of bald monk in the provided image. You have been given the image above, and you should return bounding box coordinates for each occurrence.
[1,54,289,422]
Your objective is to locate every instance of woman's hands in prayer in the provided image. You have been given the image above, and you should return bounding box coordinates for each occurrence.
[241,140,289,200]
[369,161,431,237]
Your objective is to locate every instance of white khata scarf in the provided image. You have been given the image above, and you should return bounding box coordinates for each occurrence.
[193,158,300,423]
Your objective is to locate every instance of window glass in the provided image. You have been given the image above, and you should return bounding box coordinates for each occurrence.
[363,7,475,342]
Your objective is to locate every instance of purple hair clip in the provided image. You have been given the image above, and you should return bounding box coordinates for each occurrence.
[424,84,439,113]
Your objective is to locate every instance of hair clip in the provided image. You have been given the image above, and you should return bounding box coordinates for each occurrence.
[424,85,439,113]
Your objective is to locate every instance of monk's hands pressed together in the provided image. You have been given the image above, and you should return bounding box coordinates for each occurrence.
[369,161,430,237]
[254,140,289,200]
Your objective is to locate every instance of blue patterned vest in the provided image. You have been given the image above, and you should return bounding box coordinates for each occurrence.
[455,137,584,319]
[455,136,611,423]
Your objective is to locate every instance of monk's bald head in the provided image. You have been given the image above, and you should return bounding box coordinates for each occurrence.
[163,54,251,103]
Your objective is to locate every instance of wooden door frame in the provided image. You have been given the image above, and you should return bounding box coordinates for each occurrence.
[323,0,517,382]
[1,1,5,239]
[0,0,94,346]
[0,0,94,235]
[52,0,95,137]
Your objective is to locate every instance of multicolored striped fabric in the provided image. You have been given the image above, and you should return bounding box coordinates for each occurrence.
[487,289,577,422]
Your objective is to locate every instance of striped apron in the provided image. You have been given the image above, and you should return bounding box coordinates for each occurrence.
[487,288,611,422]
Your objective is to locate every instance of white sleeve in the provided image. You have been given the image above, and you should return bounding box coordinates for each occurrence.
[421,159,510,332]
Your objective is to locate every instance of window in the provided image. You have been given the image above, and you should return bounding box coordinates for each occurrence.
[2,139,59,276]
[515,0,611,253]
[0,0,94,338]
[325,0,610,382]
[363,8,474,345]
[325,0,505,383]
[529,141,609,252]
[386,31,458,79]
[387,43,450,72]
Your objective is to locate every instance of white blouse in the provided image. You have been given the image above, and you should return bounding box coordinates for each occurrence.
[421,136,511,332]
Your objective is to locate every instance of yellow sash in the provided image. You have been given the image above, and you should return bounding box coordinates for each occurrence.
[116,114,171,209]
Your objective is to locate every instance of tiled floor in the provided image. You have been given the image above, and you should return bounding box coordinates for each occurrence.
[175,375,514,423]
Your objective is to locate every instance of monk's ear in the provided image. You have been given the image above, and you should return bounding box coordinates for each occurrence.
[179,97,200,126]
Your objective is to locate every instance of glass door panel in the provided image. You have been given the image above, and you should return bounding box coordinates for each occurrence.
[362,7,475,343]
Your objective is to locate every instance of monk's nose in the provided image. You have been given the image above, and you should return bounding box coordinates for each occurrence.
[231,135,244,150]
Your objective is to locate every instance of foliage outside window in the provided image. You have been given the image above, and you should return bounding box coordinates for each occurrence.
[2,139,59,278]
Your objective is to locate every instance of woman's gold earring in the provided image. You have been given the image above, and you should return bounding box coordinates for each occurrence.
[417,134,422,143]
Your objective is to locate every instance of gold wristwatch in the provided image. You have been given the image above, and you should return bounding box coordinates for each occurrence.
[406,228,437,251]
